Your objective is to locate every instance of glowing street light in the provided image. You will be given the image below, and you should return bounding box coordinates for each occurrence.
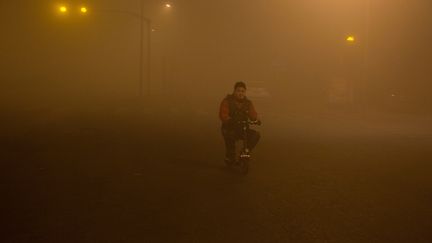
[59,6,68,13]
[80,7,88,14]
[346,35,356,43]
[54,3,171,96]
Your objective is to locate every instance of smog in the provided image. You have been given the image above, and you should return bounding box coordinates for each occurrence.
[2,0,432,242]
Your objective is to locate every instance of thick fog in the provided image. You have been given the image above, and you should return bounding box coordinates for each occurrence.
[2,0,432,113]
[3,1,432,242]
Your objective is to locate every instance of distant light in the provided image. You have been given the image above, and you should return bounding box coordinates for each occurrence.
[59,6,68,13]
[391,94,396,97]
[346,36,355,43]
[80,7,88,14]
[151,28,156,32]
[165,3,172,8]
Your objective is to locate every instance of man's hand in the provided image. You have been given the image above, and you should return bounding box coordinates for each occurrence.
[250,120,262,126]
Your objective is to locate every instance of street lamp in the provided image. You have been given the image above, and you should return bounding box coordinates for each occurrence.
[59,6,68,13]
[54,2,170,97]
[87,4,153,97]
[85,8,152,97]
[346,35,355,43]
[335,34,358,106]
[80,7,88,14]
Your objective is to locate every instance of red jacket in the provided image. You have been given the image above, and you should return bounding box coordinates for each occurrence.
[219,95,258,124]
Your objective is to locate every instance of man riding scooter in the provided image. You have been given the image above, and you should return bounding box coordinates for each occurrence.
[219,81,261,165]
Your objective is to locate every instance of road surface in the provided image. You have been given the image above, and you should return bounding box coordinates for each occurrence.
[3,105,432,242]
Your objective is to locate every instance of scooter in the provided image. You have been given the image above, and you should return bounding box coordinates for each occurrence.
[226,119,261,175]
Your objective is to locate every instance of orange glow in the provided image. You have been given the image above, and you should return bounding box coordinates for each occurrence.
[346,36,355,43]
[59,6,67,13]
[80,7,88,14]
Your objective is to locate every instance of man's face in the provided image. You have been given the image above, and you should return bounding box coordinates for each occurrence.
[234,87,246,100]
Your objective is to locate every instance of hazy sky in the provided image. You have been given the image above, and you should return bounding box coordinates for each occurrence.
[1,0,431,102]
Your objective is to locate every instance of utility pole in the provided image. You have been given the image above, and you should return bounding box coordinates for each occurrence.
[139,0,151,97]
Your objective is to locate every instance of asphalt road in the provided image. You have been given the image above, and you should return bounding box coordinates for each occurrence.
[2,105,432,242]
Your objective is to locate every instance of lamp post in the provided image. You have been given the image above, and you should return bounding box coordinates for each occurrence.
[139,0,151,97]
[334,35,357,106]
[93,6,152,97]
[57,3,153,97]
[56,2,174,96]
[363,0,371,111]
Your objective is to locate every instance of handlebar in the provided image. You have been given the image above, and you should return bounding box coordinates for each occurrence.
[238,120,262,126]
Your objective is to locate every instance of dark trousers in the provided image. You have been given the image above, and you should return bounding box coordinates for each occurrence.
[222,128,260,160]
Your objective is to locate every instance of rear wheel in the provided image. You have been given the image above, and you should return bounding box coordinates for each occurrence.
[224,158,234,166]
[238,157,249,175]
